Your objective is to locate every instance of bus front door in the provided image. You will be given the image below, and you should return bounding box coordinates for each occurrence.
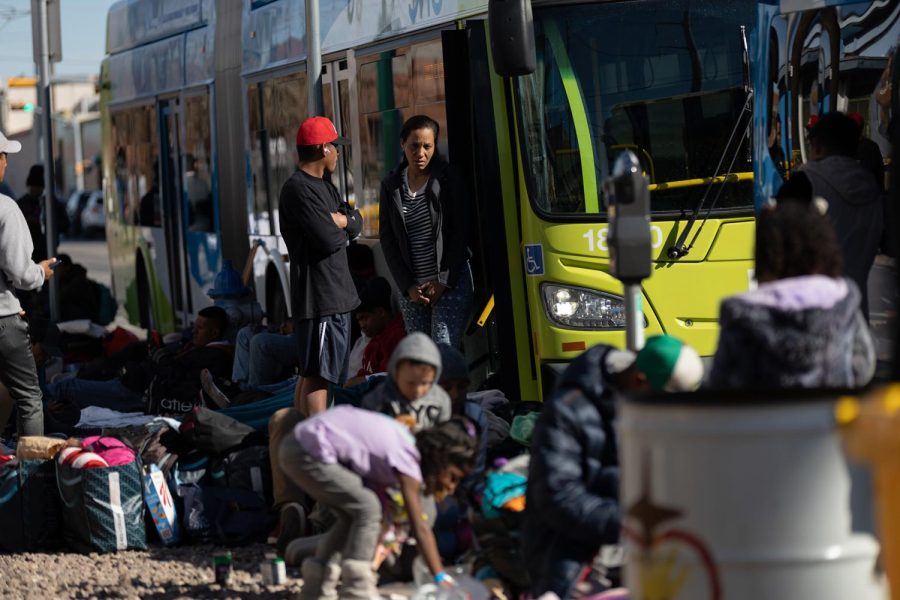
[159,98,192,329]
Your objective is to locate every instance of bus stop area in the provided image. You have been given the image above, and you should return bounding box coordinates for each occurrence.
[1,0,900,599]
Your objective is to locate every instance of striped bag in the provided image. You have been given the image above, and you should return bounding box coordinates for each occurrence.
[57,457,147,553]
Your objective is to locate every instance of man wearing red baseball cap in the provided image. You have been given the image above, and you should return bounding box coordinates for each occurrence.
[269,117,362,552]
[269,116,362,551]
[278,115,361,418]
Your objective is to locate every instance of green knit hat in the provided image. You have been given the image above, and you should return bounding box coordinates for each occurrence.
[635,335,704,392]
[510,412,538,446]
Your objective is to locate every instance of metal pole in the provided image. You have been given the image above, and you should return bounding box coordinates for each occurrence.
[305,0,324,116]
[37,0,59,320]
[623,283,644,352]
[73,117,84,192]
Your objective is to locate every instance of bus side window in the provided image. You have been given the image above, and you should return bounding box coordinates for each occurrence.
[184,94,214,233]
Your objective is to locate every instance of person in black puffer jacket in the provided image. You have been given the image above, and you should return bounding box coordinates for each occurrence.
[523,336,704,599]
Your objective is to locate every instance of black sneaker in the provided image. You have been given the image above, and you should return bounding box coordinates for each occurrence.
[276,502,307,556]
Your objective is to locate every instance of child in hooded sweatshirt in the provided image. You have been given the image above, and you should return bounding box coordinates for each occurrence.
[279,408,477,599]
[709,198,875,389]
[361,332,452,431]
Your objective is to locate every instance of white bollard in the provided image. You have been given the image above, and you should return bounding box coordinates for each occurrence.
[618,396,886,599]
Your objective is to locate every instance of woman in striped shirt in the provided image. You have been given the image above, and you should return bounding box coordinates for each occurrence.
[379,115,473,348]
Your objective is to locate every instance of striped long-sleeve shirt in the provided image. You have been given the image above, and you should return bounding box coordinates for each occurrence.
[401,168,439,284]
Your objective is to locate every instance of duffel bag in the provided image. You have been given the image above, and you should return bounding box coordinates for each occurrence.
[0,459,62,552]
[208,444,273,506]
[57,457,147,553]
[203,485,275,546]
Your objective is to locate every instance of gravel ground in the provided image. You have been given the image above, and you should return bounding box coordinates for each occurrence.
[0,544,300,599]
[0,543,416,599]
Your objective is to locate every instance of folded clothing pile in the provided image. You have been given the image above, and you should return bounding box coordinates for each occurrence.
[57,436,137,470]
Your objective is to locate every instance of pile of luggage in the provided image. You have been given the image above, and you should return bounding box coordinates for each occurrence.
[0,406,274,554]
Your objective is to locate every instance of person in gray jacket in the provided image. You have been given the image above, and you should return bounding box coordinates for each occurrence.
[709,198,875,389]
[0,131,56,436]
[802,112,884,319]
[361,332,452,432]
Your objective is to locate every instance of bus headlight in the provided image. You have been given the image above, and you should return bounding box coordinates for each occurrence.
[541,283,641,329]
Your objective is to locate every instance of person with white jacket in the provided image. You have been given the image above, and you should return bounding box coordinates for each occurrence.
[0,131,56,436]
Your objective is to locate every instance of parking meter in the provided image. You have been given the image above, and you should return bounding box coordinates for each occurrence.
[604,151,652,350]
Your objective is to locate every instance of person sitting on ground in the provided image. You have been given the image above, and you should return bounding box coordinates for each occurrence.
[46,306,233,415]
[199,318,298,407]
[431,344,491,561]
[232,318,297,389]
[436,344,489,489]
[280,407,477,599]
[708,196,875,389]
[54,254,116,326]
[345,276,406,386]
[361,332,452,432]
[523,335,704,599]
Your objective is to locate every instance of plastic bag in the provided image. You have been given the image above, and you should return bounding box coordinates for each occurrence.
[412,557,490,600]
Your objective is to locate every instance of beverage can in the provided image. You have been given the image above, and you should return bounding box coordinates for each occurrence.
[213,551,233,585]
[272,557,287,585]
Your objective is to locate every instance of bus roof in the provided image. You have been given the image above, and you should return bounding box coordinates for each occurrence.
[242,0,488,74]
[106,0,211,55]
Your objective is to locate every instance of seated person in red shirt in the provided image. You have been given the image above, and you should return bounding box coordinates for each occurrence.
[346,276,406,385]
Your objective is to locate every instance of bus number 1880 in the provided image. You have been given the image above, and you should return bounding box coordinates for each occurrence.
[582,225,663,253]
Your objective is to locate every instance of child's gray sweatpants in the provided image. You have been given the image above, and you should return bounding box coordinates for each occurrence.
[279,435,382,562]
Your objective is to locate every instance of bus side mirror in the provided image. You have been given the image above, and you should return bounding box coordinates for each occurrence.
[488,0,536,77]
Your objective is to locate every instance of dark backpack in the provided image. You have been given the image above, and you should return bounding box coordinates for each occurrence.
[209,445,273,507]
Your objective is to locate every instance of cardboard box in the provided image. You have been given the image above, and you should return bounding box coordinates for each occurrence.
[142,464,180,545]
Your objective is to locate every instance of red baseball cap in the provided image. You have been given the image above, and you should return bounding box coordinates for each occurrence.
[296,116,350,146]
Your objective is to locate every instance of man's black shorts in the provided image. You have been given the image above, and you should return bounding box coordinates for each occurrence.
[295,312,351,385]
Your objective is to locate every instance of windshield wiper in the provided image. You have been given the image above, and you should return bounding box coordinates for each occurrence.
[667,25,753,260]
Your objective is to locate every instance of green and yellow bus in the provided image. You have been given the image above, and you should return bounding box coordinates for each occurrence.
[102,0,758,399]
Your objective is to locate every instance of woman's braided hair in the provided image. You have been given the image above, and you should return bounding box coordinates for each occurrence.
[416,417,478,492]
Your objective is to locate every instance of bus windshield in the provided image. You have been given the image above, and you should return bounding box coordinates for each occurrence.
[518,0,756,217]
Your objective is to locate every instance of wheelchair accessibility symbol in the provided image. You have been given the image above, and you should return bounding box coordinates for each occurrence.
[524,244,544,276]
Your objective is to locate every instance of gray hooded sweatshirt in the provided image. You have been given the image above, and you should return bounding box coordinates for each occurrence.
[0,194,44,316]
[801,156,883,311]
[361,332,452,431]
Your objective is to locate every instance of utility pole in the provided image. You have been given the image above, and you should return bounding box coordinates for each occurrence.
[33,0,61,320]
[306,0,324,116]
